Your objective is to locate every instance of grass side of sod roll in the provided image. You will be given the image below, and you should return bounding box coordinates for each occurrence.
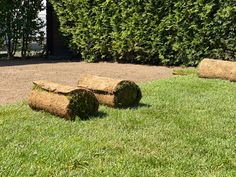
[0,76,236,177]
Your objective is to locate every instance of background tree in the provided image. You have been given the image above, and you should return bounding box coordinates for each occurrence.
[0,0,45,59]
[20,0,45,58]
[0,0,21,59]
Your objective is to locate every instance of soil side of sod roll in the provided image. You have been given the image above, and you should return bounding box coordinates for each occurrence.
[78,75,142,108]
[28,80,99,120]
[197,58,236,81]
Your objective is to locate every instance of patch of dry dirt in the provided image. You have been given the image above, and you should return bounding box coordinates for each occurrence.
[0,59,177,105]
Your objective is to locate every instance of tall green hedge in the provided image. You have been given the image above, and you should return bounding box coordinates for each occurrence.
[49,0,236,66]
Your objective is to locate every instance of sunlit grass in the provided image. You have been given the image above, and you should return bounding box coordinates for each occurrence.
[173,68,197,76]
[0,76,236,176]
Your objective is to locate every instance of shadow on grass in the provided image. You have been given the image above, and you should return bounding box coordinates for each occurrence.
[93,111,108,119]
[131,103,152,109]
[114,103,152,110]
[78,111,108,121]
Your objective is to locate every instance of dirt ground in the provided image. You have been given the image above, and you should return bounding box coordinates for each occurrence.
[0,59,177,105]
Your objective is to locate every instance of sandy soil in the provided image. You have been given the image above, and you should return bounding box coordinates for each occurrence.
[0,59,177,105]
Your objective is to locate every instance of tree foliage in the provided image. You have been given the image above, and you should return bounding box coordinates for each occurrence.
[0,0,45,59]
[50,0,236,65]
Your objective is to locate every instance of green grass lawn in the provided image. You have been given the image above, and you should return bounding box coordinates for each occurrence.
[0,76,236,176]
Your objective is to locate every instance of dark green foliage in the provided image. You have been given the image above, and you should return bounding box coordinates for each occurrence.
[49,0,236,66]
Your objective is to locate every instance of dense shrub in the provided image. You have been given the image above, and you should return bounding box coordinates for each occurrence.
[49,0,236,66]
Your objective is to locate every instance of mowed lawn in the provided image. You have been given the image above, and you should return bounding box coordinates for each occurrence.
[0,76,236,176]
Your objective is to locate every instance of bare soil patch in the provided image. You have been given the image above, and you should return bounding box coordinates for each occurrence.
[0,59,177,105]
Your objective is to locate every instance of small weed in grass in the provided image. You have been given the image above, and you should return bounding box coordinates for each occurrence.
[173,68,197,76]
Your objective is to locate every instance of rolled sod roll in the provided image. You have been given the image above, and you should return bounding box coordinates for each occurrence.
[197,58,236,81]
[77,75,142,108]
[28,80,99,120]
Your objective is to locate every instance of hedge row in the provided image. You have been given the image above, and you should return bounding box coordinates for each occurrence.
[49,0,236,66]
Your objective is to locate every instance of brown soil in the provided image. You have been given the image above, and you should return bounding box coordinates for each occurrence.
[0,59,177,105]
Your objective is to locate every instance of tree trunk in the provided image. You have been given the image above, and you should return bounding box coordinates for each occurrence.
[21,34,26,59]
[7,37,13,59]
